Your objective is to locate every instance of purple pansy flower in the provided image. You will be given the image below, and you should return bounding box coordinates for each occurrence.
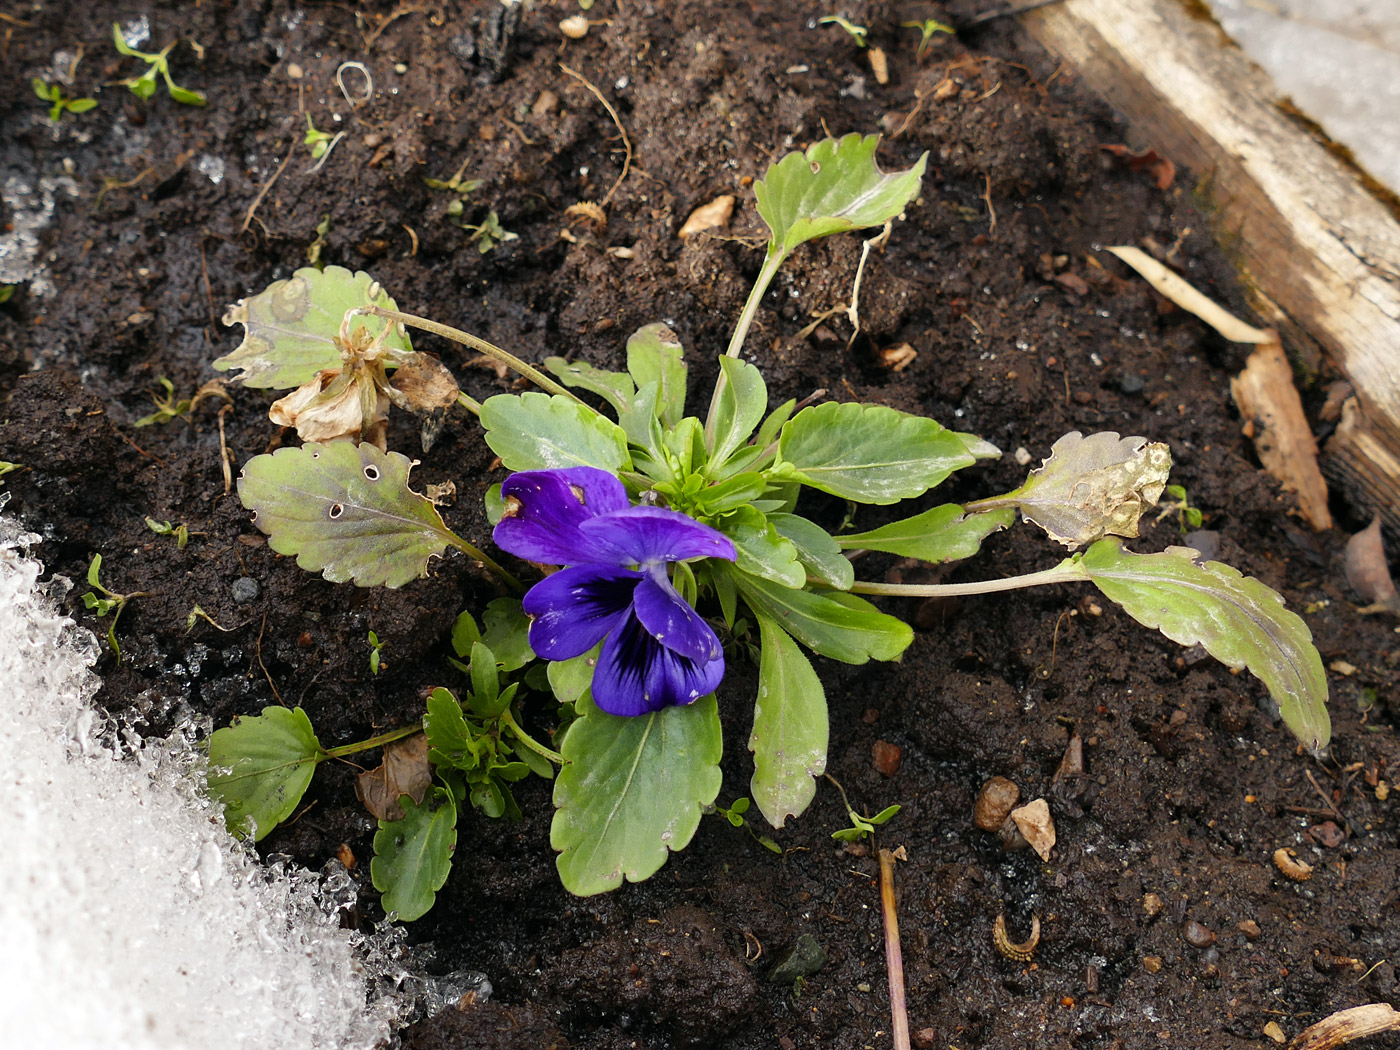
[493,467,736,717]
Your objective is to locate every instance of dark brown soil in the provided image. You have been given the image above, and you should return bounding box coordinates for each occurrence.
[3,3,1398,1048]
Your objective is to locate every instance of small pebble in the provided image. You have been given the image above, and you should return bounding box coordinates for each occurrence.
[1237,919,1261,940]
[768,933,826,984]
[1142,955,1163,973]
[914,1029,936,1050]
[973,776,1020,832]
[871,740,902,777]
[1182,920,1216,948]
[231,577,260,604]
[1119,373,1146,395]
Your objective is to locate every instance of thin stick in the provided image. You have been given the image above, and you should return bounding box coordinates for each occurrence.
[241,148,294,234]
[878,849,911,1050]
[982,172,997,233]
[217,404,234,495]
[559,63,631,208]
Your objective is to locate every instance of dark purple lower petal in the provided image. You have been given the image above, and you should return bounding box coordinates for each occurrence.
[591,612,725,717]
[632,571,723,663]
[523,564,640,660]
[579,506,736,567]
[493,468,630,566]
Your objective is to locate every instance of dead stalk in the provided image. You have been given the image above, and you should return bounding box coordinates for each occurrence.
[241,148,294,234]
[1289,1003,1400,1050]
[559,63,631,208]
[878,848,911,1050]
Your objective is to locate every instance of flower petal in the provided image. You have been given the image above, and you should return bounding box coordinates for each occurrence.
[591,612,725,717]
[579,506,737,567]
[523,564,640,660]
[494,468,630,565]
[632,572,723,663]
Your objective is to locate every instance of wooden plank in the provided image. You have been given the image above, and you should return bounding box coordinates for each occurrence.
[1023,0,1400,530]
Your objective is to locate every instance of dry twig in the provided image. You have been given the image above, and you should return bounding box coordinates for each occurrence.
[878,848,911,1050]
[559,63,632,208]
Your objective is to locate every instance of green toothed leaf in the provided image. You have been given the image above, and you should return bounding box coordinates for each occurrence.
[730,567,912,664]
[551,692,722,895]
[707,356,768,468]
[237,442,459,588]
[479,392,631,473]
[837,504,1015,563]
[754,134,927,255]
[626,323,688,428]
[544,358,635,416]
[207,706,323,841]
[371,788,457,921]
[1081,539,1329,751]
[215,265,410,388]
[776,401,977,505]
[481,597,536,672]
[750,615,828,828]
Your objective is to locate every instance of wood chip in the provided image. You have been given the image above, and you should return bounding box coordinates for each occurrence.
[678,195,735,238]
[1009,798,1055,861]
[1230,335,1333,530]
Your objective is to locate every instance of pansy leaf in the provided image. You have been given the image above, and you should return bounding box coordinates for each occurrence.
[770,512,855,590]
[626,323,688,428]
[754,134,928,256]
[552,692,722,895]
[371,787,457,921]
[479,392,631,473]
[206,706,323,841]
[548,646,602,707]
[750,616,828,828]
[481,597,535,672]
[706,356,768,469]
[988,431,1172,548]
[544,357,635,417]
[215,265,410,389]
[731,567,912,664]
[237,442,459,588]
[775,401,976,505]
[838,504,1015,563]
[720,506,807,589]
[1081,539,1330,751]
[423,687,476,768]
[695,472,770,516]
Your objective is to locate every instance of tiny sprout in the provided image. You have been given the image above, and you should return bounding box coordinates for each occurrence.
[902,18,956,60]
[713,797,783,854]
[825,774,900,842]
[307,213,332,268]
[186,605,237,633]
[818,15,869,48]
[111,22,207,106]
[304,114,335,159]
[368,630,386,675]
[0,461,21,485]
[134,376,230,427]
[0,286,14,304]
[145,516,195,549]
[461,210,518,254]
[82,553,150,662]
[32,78,98,122]
[1156,483,1204,533]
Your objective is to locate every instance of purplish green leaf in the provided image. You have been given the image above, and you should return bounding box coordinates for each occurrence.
[776,401,977,505]
[479,392,631,473]
[750,616,828,828]
[371,788,457,921]
[1081,539,1330,751]
[215,265,411,388]
[731,568,912,664]
[754,134,927,255]
[626,323,688,428]
[237,441,460,588]
[838,504,1015,563]
[551,693,722,895]
[207,706,323,841]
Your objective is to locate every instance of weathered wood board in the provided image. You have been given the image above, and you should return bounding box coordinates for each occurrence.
[1023,0,1400,531]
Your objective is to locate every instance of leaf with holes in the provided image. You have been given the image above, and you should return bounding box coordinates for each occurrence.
[237,441,461,588]
[754,134,927,256]
[552,692,722,895]
[206,706,323,841]
[215,265,411,389]
[1081,539,1330,751]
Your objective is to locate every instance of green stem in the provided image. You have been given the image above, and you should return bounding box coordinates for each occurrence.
[322,721,424,760]
[848,557,1087,598]
[444,532,523,592]
[499,707,566,765]
[363,305,585,406]
[456,391,482,415]
[704,246,787,441]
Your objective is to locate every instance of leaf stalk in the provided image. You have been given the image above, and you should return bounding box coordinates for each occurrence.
[849,556,1086,597]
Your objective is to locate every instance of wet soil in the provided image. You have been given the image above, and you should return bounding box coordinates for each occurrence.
[3,2,1399,1048]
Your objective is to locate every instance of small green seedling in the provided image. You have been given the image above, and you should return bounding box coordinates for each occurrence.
[82,553,149,661]
[304,115,335,159]
[713,797,782,853]
[145,516,193,549]
[902,18,956,60]
[111,23,207,106]
[0,461,21,484]
[818,15,869,48]
[134,377,192,427]
[462,210,518,254]
[186,605,237,632]
[826,774,900,843]
[0,286,14,304]
[32,78,97,121]
[423,157,484,196]
[307,214,331,268]
[1156,483,1204,533]
[368,630,386,675]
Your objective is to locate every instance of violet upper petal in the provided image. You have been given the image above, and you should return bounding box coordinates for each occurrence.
[632,571,724,664]
[590,613,725,716]
[523,563,640,660]
[579,506,737,567]
[494,468,630,565]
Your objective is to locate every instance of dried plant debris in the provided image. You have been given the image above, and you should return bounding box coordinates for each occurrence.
[1345,516,1400,616]
[356,733,432,822]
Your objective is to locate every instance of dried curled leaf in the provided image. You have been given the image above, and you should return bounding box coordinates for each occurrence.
[1345,516,1400,615]
[355,733,432,822]
[995,431,1171,548]
[215,265,411,389]
[678,195,735,238]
